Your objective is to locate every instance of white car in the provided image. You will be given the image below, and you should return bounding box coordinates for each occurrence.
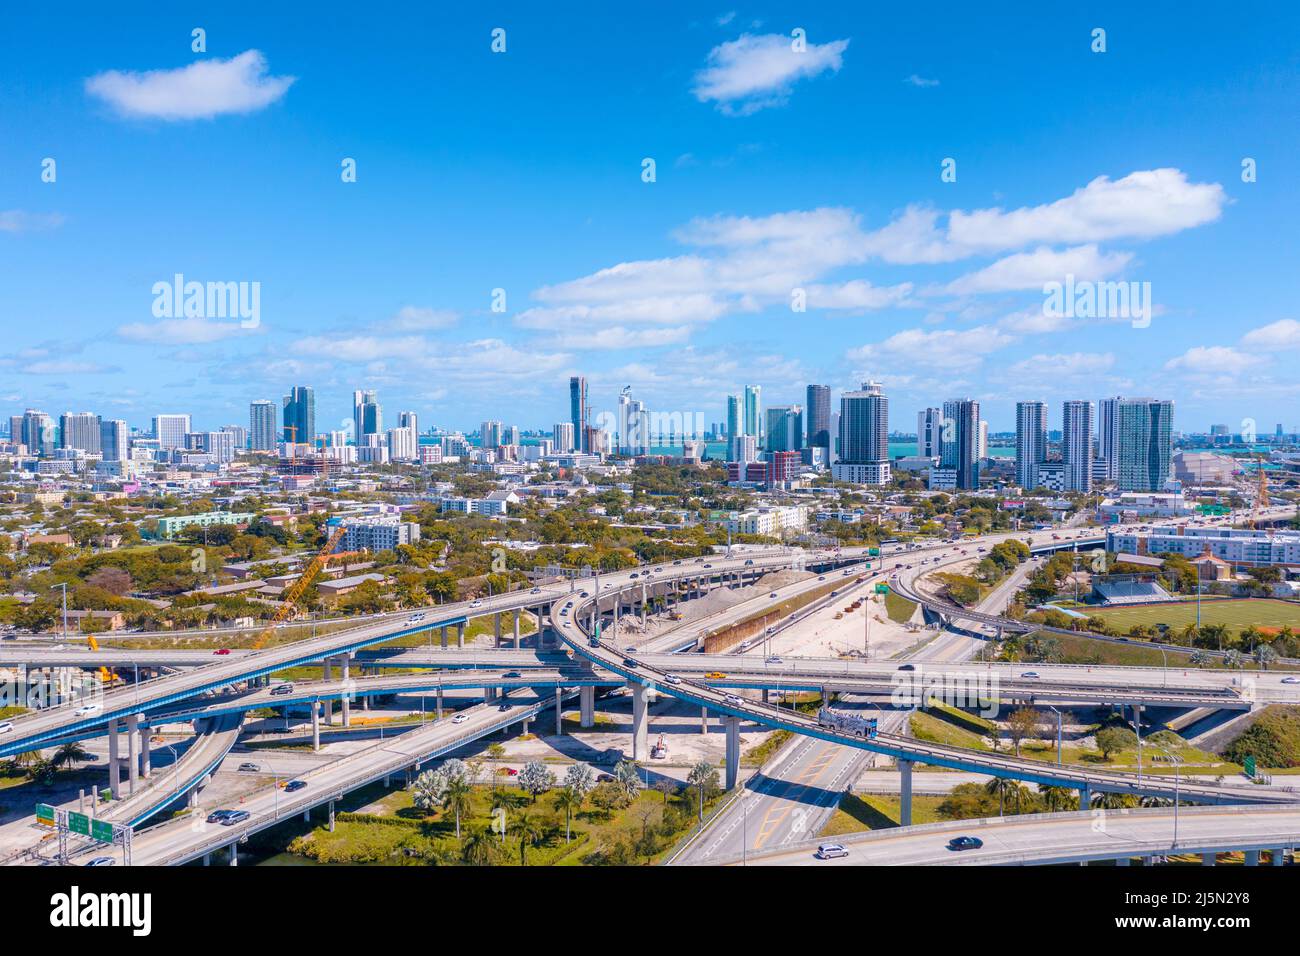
[1282,677,1300,685]
[0,721,13,734]
[663,674,682,685]
[451,713,470,724]
[74,704,101,717]
[469,600,484,608]
[724,694,742,706]
[815,842,849,860]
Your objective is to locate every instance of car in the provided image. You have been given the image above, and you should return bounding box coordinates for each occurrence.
[1282,676,1300,685]
[579,591,589,598]
[673,560,682,566]
[237,762,261,773]
[765,656,783,665]
[630,572,639,579]
[818,575,826,580]
[815,842,849,860]
[270,683,294,696]
[0,721,12,735]
[504,767,518,776]
[498,702,511,712]
[897,664,915,671]
[470,600,484,608]
[627,646,638,653]
[84,856,116,867]
[213,648,231,656]
[769,592,778,598]
[451,713,470,724]
[596,773,615,783]
[947,836,983,851]
[206,810,234,824]
[1020,671,1040,679]
[724,694,742,706]
[704,672,726,680]
[530,587,541,594]
[283,781,307,793]
[222,810,252,825]
[694,558,704,563]
[560,608,569,616]
[663,674,682,685]
[744,559,754,566]
[74,704,101,717]
[622,658,638,668]
[503,671,521,679]
[588,637,601,648]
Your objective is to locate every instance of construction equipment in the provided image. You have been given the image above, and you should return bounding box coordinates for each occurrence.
[249,524,347,650]
[85,633,116,684]
[650,734,668,759]
[1250,453,1271,530]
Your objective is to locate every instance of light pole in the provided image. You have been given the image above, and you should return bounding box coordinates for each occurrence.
[53,582,68,641]
[1154,743,1181,849]
[1047,705,1062,765]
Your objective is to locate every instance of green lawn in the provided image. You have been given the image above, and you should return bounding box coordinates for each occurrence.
[820,792,946,835]
[1090,598,1300,632]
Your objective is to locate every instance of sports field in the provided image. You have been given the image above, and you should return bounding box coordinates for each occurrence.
[1091,598,1300,632]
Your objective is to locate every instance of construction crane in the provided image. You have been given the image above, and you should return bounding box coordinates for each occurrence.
[1250,453,1271,530]
[249,523,347,650]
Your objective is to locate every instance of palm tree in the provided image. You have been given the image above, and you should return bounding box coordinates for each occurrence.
[461,827,495,866]
[51,741,91,772]
[442,776,473,840]
[687,761,717,822]
[1095,791,1138,810]
[1037,785,1077,812]
[514,810,543,866]
[553,787,581,843]
[1254,644,1279,671]
[1189,649,1211,667]
[614,760,642,801]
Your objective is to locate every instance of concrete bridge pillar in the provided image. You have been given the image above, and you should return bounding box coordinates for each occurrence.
[1272,848,1286,866]
[762,689,770,704]
[457,622,466,648]
[311,701,320,752]
[521,716,530,737]
[229,844,238,866]
[1202,852,1216,866]
[108,720,121,799]
[513,610,521,649]
[1245,849,1260,866]
[579,686,594,727]
[440,625,448,649]
[126,713,139,795]
[555,688,563,736]
[436,687,443,719]
[641,584,648,627]
[494,612,502,646]
[485,685,497,703]
[630,683,649,761]
[328,800,336,833]
[899,759,913,826]
[724,716,741,790]
[322,656,334,726]
[821,688,830,708]
[701,706,709,735]
[139,721,151,778]
[613,601,620,640]
[340,655,351,728]
[1078,784,1091,811]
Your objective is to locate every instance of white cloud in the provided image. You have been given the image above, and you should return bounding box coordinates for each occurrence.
[24,360,115,375]
[904,74,939,87]
[1164,345,1265,375]
[117,317,255,345]
[1241,318,1300,350]
[848,325,1015,371]
[86,50,295,120]
[692,33,849,114]
[716,11,737,26]
[1007,351,1116,378]
[804,280,914,311]
[386,306,458,331]
[0,210,65,233]
[546,326,694,350]
[945,245,1132,295]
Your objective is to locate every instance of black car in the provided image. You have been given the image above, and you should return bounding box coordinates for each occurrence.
[898,664,915,671]
[221,810,252,826]
[503,671,521,678]
[588,637,601,648]
[947,836,983,851]
[622,658,638,668]
[206,810,233,824]
[498,702,511,711]
[283,780,307,793]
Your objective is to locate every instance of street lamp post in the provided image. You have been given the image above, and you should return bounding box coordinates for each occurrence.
[1047,705,1062,766]
[1154,743,1181,849]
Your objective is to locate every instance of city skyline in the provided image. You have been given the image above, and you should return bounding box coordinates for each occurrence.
[3,7,1299,432]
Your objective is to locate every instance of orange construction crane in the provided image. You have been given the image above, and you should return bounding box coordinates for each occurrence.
[1250,453,1271,530]
[249,524,347,650]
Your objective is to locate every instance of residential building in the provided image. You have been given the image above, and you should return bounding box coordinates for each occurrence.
[832,382,890,485]
[1062,400,1094,492]
[1015,401,1047,489]
[249,400,278,451]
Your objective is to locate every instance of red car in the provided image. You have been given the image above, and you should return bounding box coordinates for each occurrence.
[213,648,231,656]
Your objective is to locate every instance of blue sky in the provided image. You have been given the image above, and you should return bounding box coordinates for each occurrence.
[2,2,1299,437]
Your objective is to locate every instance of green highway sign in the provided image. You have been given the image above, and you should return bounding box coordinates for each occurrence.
[868,548,881,557]
[67,811,90,836]
[90,819,115,843]
[874,584,890,595]
[1244,755,1256,778]
[35,804,55,827]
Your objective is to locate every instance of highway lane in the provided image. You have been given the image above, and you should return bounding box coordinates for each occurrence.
[719,804,1300,866]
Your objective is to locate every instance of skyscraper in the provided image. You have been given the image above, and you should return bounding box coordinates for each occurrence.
[553,421,575,453]
[100,419,128,463]
[917,407,943,458]
[1062,400,1094,492]
[1116,398,1174,492]
[282,386,316,446]
[616,388,649,456]
[1015,401,1047,489]
[570,376,588,453]
[249,401,277,451]
[20,409,54,456]
[352,390,381,442]
[743,385,761,440]
[481,420,503,449]
[765,405,804,453]
[398,411,418,435]
[805,384,831,450]
[59,412,101,455]
[941,399,980,490]
[1098,396,1122,479]
[833,382,890,484]
[152,414,191,450]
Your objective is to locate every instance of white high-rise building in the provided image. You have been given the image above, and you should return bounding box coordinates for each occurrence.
[832,382,891,485]
[553,422,575,453]
[60,412,101,455]
[1098,396,1122,480]
[387,426,418,462]
[617,388,650,456]
[249,401,277,451]
[1015,401,1047,489]
[917,407,943,458]
[153,414,191,449]
[1062,400,1094,492]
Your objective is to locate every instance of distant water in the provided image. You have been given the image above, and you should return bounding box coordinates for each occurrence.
[647,440,1014,460]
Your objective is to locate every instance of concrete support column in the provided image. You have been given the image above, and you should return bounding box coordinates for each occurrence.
[440,625,448,649]
[108,719,121,799]
[1078,784,1091,811]
[1272,849,1286,866]
[328,800,336,833]
[485,685,497,703]
[630,683,649,761]
[304,808,311,822]
[613,601,620,640]
[457,622,466,648]
[311,702,320,752]
[340,655,351,728]
[1245,849,1260,866]
[436,687,444,719]
[555,688,563,736]
[641,584,648,627]
[1202,852,1216,866]
[762,689,770,704]
[579,686,595,727]
[494,613,502,647]
[521,716,530,737]
[139,722,151,778]
[203,853,210,866]
[126,714,139,796]
[724,716,741,790]
[701,706,708,735]
[513,610,521,650]
[229,843,238,866]
[821,688,830,708]
[899,759,913,826]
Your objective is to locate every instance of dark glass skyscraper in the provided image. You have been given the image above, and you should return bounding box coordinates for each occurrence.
[570,376,588,452]
[282,385,315,445]
[806,384,831,450]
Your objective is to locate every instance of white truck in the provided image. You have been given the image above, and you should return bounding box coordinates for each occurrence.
[817,707,878,739]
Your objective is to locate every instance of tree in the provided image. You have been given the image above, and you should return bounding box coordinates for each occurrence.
[1037,785,1078,812]
[514,810,543,865]
[441,776,473,840]
[687,761,719,821]
[653,777,677,803]
[1254,644,1279,671]
[562,762,595,800]
[461,826,496,866]
[1095,726,1136,761]
[412,759,472,836]
[553,787,581,843]
[50,741,91,771]
[518,760,556,803]
[1005,708,1039,756]
[86,566,132,596]
[614,760,642,801]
